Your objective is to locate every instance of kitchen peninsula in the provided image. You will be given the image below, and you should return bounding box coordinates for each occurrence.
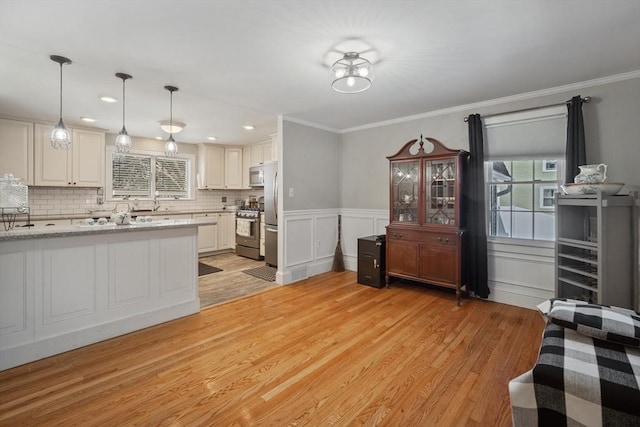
[0,217,214,370]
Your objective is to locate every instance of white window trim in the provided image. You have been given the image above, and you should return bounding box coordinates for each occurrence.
[539,185,557,209]
[105,146,196,202]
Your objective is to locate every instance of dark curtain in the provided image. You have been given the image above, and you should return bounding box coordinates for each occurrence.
[565,96,586,183]
[466,114,489,298]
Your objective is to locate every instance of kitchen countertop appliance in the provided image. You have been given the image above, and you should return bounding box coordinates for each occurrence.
[235,208,262,260]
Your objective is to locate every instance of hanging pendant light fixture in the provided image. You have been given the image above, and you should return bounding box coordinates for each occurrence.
[329,52,374,94]
[114,72,133,153]
[164,85,179,157]
[50,55,72,149]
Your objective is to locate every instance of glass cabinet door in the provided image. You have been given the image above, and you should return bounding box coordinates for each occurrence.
[391,160,418,223]
[425,159,456,225]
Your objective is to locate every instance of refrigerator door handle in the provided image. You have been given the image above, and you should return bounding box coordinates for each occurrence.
[273,171,278,220]
[266,227,277,233]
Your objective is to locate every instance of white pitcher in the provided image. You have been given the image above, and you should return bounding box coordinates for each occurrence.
[574,163,608,184]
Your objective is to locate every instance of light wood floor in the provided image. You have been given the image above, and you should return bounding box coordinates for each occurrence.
[198,252,279,308]
[0,271,545,426]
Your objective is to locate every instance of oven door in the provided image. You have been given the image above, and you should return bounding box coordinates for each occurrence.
[236,217,259,248]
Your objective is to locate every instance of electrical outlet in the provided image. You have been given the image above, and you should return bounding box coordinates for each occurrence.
[222,196,227,202]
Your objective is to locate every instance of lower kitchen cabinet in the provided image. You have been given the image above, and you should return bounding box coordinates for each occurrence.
[195,212,235,255]
[195,213,219,253]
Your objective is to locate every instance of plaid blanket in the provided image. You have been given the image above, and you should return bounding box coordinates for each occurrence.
[509,323,640,426]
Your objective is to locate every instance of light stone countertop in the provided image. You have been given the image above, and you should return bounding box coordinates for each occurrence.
[0,217,217,242]
[13,208,233,223]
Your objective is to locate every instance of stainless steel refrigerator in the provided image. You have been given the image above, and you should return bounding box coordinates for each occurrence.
[262,162,278,267]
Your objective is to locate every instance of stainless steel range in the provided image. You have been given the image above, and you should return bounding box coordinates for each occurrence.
[235,208,262,260]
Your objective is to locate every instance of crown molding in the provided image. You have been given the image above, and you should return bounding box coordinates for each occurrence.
[340,70,640,134]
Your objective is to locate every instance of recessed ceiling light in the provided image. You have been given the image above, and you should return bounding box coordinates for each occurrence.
[155,136,163,140]
[81,117,96,122]
[242,125,255,130]
[207,136,217,141]
[100,95,118,103]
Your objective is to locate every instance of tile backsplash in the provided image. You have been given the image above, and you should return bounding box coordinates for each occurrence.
[27,187,261,216]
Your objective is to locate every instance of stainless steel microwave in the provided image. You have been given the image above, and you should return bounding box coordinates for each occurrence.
[249,166,264,187]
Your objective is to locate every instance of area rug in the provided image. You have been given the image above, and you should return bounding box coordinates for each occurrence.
[198,262,222,276]
[243,266,276,282]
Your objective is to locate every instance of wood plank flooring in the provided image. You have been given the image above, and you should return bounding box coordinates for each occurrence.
[0,271,545,426]
[198,253,279,308]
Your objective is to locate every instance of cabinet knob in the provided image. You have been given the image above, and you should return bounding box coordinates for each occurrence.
[438,237,443,242]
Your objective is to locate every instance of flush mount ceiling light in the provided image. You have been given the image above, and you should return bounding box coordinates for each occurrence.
[242,125,255,130]
[207,136,217,141]
[158,119,185,134]
[50,55,72,149]
[329,52,374,94]
[100,95,118,103]
[114,72,133,153]
[164,85,179,157]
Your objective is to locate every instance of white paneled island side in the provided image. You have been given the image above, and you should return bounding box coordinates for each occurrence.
[0,218,215,370]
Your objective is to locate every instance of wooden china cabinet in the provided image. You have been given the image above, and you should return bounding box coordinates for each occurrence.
[385,136,469,305]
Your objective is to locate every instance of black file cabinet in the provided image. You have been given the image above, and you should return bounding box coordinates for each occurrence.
[357,235,386,288]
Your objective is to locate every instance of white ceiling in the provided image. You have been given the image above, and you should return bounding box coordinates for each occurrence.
[1,0,639,146]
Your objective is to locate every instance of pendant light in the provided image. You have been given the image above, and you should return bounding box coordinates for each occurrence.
[329,52,374,94]
[114,72,133,153]
[50,55,72,149]
[164,85,179,157]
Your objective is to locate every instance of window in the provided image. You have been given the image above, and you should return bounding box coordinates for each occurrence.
[483,105,568,243]
[110,151,191,200]
[486,160,561,241]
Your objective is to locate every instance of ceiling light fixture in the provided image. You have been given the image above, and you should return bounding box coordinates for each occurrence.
[207,136,217,141]
[81,117,96,122]
[50,55,72,149]
[330,52,374,94]
[164,85,179,157]
[114,72,133,153]
[159,119,185,134]
[242,125,255,130]
[100,95,118,103]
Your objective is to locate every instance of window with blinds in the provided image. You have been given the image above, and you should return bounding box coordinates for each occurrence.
[112,154,152,197]
[111,153,190,199]
[156,157,188,198]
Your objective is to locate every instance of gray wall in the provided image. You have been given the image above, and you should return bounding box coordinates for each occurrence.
[340,76,640,209]
[282,120,341,210]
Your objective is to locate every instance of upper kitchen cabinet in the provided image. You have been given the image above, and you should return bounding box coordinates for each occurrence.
[34,124,105,187]
[197,143,224,189]
[197,144,243,189]
[0,119,34,185]
[224,147,243,189]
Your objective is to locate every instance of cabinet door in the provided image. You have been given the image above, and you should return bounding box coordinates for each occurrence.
[72,129,105,187]
[0,119,33,185]
[218,212,236,250]
[419,243,457,286]
[250,144,263,166]
[261,141,272,163]
[199,145,225,189]
[35,123,71,186]
[387,238,419,277]
[242,146,251,189]
[224,148,243,189]
[194,213,218,253]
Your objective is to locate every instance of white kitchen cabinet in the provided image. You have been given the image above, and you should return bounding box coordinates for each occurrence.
[262,140,273,163]
[34,124,105,187]
[242,146,251,189]
[248,139,274,167]
[224,148,243,189]
[195,212,219,253]
[218,212,236,250]
[0,118,33,185]
[197,144,224,189]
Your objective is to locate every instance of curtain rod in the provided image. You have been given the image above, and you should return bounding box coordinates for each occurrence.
[463,96,591,122]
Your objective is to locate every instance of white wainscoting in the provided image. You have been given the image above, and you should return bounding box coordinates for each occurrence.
[280,208,555,309]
